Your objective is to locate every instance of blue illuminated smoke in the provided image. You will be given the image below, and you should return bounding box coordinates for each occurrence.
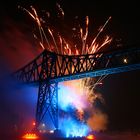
[58,82,85,111]
[59,117,90,138]
[57,82,90,137]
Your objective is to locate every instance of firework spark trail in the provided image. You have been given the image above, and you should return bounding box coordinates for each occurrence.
[48,28,59,53]
[59,35,63,54]
[81,16,89,54]
[96,35,112,52]
[89,16,112,53]
[18,6,51,50]
[29,6,48,50]
[19,3,113,136]
[56,3,64,18]
[19,5,112,56]
[92,53,110,88]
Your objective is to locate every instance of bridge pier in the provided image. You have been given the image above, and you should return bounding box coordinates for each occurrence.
[36,81,59,129]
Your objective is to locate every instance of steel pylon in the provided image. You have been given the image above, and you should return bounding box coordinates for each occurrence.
[36,81,59,129]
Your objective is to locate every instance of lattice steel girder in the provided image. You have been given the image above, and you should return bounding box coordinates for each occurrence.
[36,82,58,129]
[13,46,140,84]
[49,63,140,83]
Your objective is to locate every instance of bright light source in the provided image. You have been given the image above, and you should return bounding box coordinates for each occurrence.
[49,130,54,133]
[123,58,128,64]
[97,82,103,85]
[32,121,36,126]
[86,134,95,140]
[42,123,45,127]
[22,133,39,139]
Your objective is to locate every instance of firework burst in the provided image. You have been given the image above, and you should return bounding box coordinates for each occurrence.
[18,5,112,55]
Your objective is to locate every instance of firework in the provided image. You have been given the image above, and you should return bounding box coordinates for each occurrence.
[19,3,112,137]
[19,5,112,55]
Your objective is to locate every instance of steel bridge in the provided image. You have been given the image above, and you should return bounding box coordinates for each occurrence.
[13,45,140,130]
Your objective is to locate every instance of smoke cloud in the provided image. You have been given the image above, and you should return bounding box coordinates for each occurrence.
[57,79,108,137]
[87,109,108,132]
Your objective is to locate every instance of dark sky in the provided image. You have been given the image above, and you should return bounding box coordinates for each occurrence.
[0,0,140,133]
[0,0,140,45]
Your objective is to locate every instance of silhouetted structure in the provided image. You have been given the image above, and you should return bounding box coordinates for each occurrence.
[13,45,140,130]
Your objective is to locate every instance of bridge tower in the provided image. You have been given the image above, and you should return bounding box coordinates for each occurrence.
[36,82,59,129]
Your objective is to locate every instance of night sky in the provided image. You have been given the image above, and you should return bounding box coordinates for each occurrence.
[0,0,140,134]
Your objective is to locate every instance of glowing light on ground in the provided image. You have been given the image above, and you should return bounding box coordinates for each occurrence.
[86,134,95,140]
[22,133,39,139]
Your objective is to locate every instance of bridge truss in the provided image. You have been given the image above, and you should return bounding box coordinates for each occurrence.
[13,46,140,129]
